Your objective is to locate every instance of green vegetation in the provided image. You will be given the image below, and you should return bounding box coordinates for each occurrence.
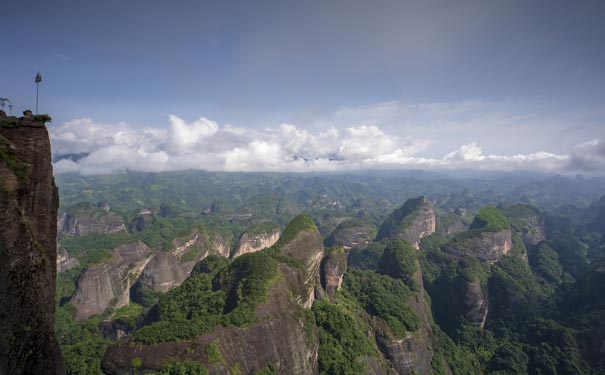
[313,299,375,375]
[181,246,204,262]
[134,252,278,344]
[0,134,27,184]
[376,196,428,240]
[274,213,317,248]
[378,239,418,288]
[347,242,385,271]
[58,232,134,260]
[343,269,420,337]
[206,339,224,364]
[469,206,510,232]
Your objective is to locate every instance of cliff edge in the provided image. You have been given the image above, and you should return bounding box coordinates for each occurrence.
[0,111,64,374]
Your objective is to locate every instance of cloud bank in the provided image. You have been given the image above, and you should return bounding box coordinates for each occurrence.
[50,114,601,175]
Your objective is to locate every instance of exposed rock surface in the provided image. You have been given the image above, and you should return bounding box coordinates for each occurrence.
[278,223,325,308]
[321,247,347,298]
[502,205,546,246]
[103,273,319,375]
[130,208,154,232]
[375,268,436,375]
[0,116,64,374]
[70,242,151,321]
[325,220,374,249]
[102,220,325,374]
[442,229,512,263]
[57,246,80,273]
[136,231,231,294]
[377,197,436,249]
[233,228,280,258]
[58,202,126,237]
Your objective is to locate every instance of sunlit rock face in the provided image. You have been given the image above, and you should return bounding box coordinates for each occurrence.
[69,242,151,322]
[377,196,436,249]
[233,229,280,258]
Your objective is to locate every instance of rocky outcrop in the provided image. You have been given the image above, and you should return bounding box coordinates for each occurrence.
[58,202,126,237]
[325,220,374,249]
[321,247,347,299]
[442,229,512,263]
[502,205,545,246]
[233,225,280,258]
[136,231,231,294]
[130,208,154,232]
[70,242,151,321]
[57,246,80,273]
[0,114,64,374]
[377,197,436,249]
[103,271,319,375]
[277,215,325,308]
[102,219,324,375]
[463,281,488,328]
[377,267,436,375]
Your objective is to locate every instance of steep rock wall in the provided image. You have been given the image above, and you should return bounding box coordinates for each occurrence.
[0,114,64,374]
[377,197,436,249]
[233,230,280,258]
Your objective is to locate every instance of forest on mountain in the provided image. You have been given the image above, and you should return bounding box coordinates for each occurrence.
[51,171,605,375]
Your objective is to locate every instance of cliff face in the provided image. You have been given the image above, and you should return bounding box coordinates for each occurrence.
[233,229,280,258]
[136,231,231,294]
[103,273,319,375]
[0,114,64,374]
[325,220,374,249]
[377,197,436,249]
[57,246,80,273]
[321,247,347,299]
[102,220,323,375]
[442,229,512,263]
[70,242,151,321]
[58,202,126,237]
[279,225,324,308]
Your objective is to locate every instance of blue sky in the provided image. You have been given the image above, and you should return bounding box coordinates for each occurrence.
[3,0,605,174]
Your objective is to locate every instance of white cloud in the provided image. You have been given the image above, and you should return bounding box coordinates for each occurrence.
[49,114,599,175]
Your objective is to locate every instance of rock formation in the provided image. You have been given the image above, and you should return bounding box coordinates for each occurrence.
[377,197,436,249]
[321,247,347,298]
[502,204,545,246]
[70,242,151,321]
[58,202,126,237]
[102,215,323,374]
[135,230,231,294]
[325,219,375,249]
[57,246,80,272]
[233,223,280,258]
[277,214,325,308]
[442,206,512,263]
[0,114,64,374]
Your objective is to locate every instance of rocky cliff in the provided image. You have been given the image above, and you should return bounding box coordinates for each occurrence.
[321,247,347,299]
[276,214,324,308]
[57,246,80,272]
[442,206,512,263]
[102,216,323,374]
[70,242,151,321]
[233,223,280,258]
[0,112,64,374]
[502,204,545,246]
[58,202,126,237]
[377,197,436,249]
[135,230,231,295]
[325,219,375,249]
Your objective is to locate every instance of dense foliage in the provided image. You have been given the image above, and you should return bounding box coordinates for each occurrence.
[342,269,420,337]
[312,300,375,375]
[134,252,277,344]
